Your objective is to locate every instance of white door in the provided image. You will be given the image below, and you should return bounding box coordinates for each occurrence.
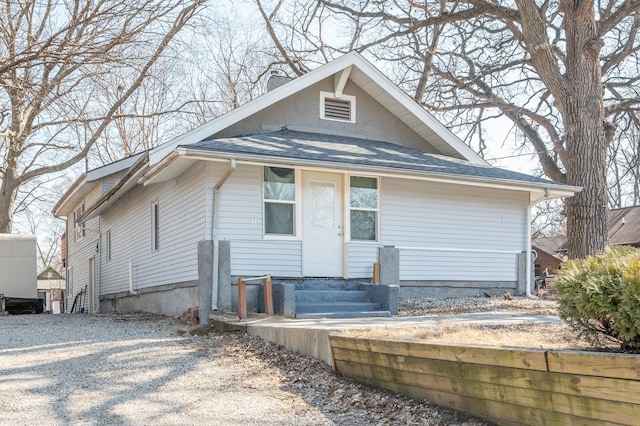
[302,172,343,277]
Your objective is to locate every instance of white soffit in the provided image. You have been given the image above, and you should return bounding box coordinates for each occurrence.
[52,178,99,217]
[142,157,199,185]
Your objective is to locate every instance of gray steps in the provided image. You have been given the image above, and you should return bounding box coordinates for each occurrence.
[295,290,369,303]
[277,279,362,291]
[296,310,392,319]
[296,302,382,314]
[294,287,390,319]
[272,278,394,319]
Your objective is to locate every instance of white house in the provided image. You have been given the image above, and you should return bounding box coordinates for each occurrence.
[53,52,579,319]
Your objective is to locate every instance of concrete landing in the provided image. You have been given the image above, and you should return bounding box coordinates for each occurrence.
[211,312,562,368]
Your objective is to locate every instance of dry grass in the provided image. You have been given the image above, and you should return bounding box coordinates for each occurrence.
[356,322,597,350]
[364,295,624,351]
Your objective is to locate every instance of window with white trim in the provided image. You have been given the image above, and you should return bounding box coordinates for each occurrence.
[320,91,356,123]
[349,176,378,241]
[73,203,85,241]
[151,201,159,251]
[263,167,296,235]
[105,229,112,262]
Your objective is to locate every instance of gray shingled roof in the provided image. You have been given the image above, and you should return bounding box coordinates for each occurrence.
[608,206,640,246]
[184,130,564,187]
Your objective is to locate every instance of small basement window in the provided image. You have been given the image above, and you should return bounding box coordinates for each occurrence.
[320,91,356,123]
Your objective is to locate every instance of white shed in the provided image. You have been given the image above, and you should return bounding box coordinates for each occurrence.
[0,234,37,300]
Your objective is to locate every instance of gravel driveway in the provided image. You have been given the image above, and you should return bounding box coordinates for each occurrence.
[0,313,488,425]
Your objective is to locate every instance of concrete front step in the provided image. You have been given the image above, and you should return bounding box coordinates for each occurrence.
[295,290,370,303]
[295,310,392,319]
[274,279,364,291]
[296,302,381,314]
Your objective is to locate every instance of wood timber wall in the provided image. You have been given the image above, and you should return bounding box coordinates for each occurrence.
[330,335,640,425]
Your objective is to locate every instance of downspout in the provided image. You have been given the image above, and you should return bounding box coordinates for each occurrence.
[129,261,136,295]
[211,159,237,311]
[526,189,551,299]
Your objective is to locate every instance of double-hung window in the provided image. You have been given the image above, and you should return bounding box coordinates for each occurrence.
[263,167,296,235]
[349,176,378,241]
[73,203,85,241]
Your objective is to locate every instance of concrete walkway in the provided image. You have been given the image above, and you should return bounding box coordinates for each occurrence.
[211,312,562,367]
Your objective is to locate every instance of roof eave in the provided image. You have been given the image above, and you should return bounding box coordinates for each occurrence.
[53,175,94,217]
[178,147,580,198]
[79,153,150,222]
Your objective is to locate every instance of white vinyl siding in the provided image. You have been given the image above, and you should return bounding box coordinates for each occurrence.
[215,164,263,240]
[230,240,302,277]
[381,177,528,250]
[100,171,126,194]
[99,162,206,294]
[214,163,303,277]
[66,187,100,312]
[399,248,518,281]
[346,242,379,278]
[380,177,528,281]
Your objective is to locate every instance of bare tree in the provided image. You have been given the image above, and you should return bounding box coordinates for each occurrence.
[255,0,640,258]
[0,0,203,233]
[182,10,273,127]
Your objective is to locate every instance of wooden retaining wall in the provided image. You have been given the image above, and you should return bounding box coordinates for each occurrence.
[330,335,640,425]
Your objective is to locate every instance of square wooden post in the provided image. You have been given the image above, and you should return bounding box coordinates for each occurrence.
[263,275,273,315]
[373,262,380,284]
[237,278,247,319]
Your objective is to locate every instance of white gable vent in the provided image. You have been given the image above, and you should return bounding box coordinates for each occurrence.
[320,91,356,123]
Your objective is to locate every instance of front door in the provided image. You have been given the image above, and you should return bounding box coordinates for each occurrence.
[302,171,343,277]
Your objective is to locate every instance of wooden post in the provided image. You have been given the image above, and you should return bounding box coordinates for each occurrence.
[373,262,380,284]
[237,278,247,319]
[263,275,273,315]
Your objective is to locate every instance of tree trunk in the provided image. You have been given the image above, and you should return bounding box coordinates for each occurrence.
[0,161,19,233]
[563,0,608,259]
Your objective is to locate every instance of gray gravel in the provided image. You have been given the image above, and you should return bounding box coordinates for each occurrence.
[0,312,489,426]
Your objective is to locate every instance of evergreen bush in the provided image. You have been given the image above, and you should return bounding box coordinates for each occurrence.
[556,246,640,352]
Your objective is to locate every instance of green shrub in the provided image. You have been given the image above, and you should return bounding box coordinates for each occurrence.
[556,246,640,352]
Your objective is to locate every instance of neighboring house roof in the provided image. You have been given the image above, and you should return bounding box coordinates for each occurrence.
[172,130,574,194]
[532,235,567,255]
[37,267,63,280]
[532,245,563,264]
[539,206,640,253]
[608,205,640,246]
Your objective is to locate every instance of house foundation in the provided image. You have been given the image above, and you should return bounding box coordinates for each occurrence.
[100,282,198,317]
